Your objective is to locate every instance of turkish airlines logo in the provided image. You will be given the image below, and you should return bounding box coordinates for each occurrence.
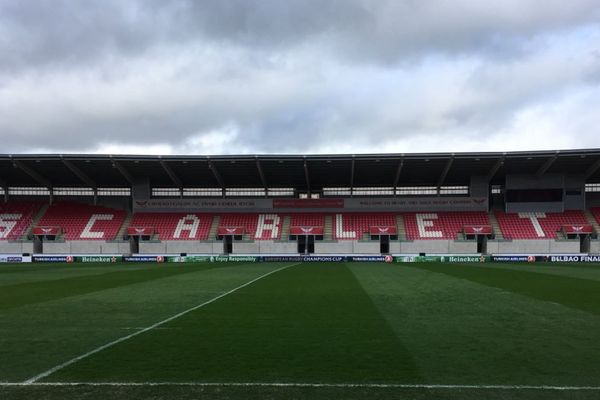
[226,228,238,234]
[472,227,483,233]
[66,256,74,263]
[377,227,389,233]
[135,228,146,233]
[384,255,393,263]
[572,225,583,232]
[42,228,53,233]
[300,227,314,233]
[135,201,148,207]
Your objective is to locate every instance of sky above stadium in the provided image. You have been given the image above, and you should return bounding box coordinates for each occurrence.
[1,0,600,155]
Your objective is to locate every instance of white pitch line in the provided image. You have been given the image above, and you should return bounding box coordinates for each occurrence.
[23,263,300,385]
[2,382,600,391]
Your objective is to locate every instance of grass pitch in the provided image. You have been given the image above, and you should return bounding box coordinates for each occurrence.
[1,261,600,399]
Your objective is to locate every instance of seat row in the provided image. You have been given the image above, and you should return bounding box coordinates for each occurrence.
[1,201,600,241]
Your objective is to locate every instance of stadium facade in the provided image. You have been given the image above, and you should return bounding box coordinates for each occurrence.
[1,149,600,258]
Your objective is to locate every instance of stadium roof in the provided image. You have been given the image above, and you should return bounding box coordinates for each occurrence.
[1,149,600,191]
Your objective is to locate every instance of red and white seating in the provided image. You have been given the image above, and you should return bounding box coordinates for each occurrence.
[0,202,42,240]
[403,212,489,240]
[495,210,589,239]
[289,213,325,235]
[333,213,396,240]
[592,208,600,226]
[37,202,126,240]
[129,213,213,240]
[219,213,283,240]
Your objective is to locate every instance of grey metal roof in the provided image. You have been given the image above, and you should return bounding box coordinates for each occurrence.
[1,149,600,190]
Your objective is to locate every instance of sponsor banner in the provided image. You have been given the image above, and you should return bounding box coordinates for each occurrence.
[349,197,488,211]
[134,199,266,211]
[32,226,62,235]
[77,256,121,263]
[127,227,155,236]
[133,196,488,212]
[562,224,593,234]
[301,256,347,262]
[394,256,417,263]
[351,255,394,263]
[261,256,302,262]
[395,255,489,263]
[546,255,600,263]
[210,255,258,262]
[492,255,534,262]
[463,225,493,235]
[123,256,165,263]
[217,227,245,235]
[166,255,212,263]
[33,255,75,263]
[0,255,24,263]
[259,256,347,262]
[273,199,344,209]
[369,226,397,235]
[289,226,324,235]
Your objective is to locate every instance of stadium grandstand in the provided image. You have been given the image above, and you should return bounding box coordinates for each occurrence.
[1,149,600,256]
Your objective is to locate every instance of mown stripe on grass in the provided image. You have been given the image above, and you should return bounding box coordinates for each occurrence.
[24,263,298,384]
[0,264,215,311]
[48,263,423,384]
[408,263,600,315]
[349,263,600,386]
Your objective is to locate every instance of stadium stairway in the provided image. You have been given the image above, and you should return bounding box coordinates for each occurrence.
[281,215,291,240]
[23,203,49,240]
[324,215,333,240]
[116,210,132,240]
[488,211,504,240]
[208,215,220,240]
[584,209,600,237]
[396,214,406,240]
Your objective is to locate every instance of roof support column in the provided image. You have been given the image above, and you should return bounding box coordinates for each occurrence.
[392,158,404,197]
[110,158,135,186]
[208,159,226,198]
[437,155,454,196]
[256,158,268,198]
[11,159,52,189]
[486,156,505,182]
[159,157,183,198]
[536,151,559,177]
[303,159,311,197]
[350,157,355,198]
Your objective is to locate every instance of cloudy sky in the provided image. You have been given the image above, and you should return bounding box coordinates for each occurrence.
[1,0,600,155]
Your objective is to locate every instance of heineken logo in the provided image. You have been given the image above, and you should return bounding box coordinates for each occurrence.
[448,256,484,263]
[81,256,118,263]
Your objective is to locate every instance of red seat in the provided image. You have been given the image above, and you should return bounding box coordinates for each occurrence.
[592,208,600,227]
[37,202,126,240]
[0,201,43,240]
[220,213,283,240]
[289,213,325,228]
[333,213,395,240]
[495,210,589,239]
[130,213,213,240]
[403,212,489,240]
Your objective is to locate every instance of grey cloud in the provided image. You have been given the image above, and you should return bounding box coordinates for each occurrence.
[3,0,600,73]
[2,0,600,155]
